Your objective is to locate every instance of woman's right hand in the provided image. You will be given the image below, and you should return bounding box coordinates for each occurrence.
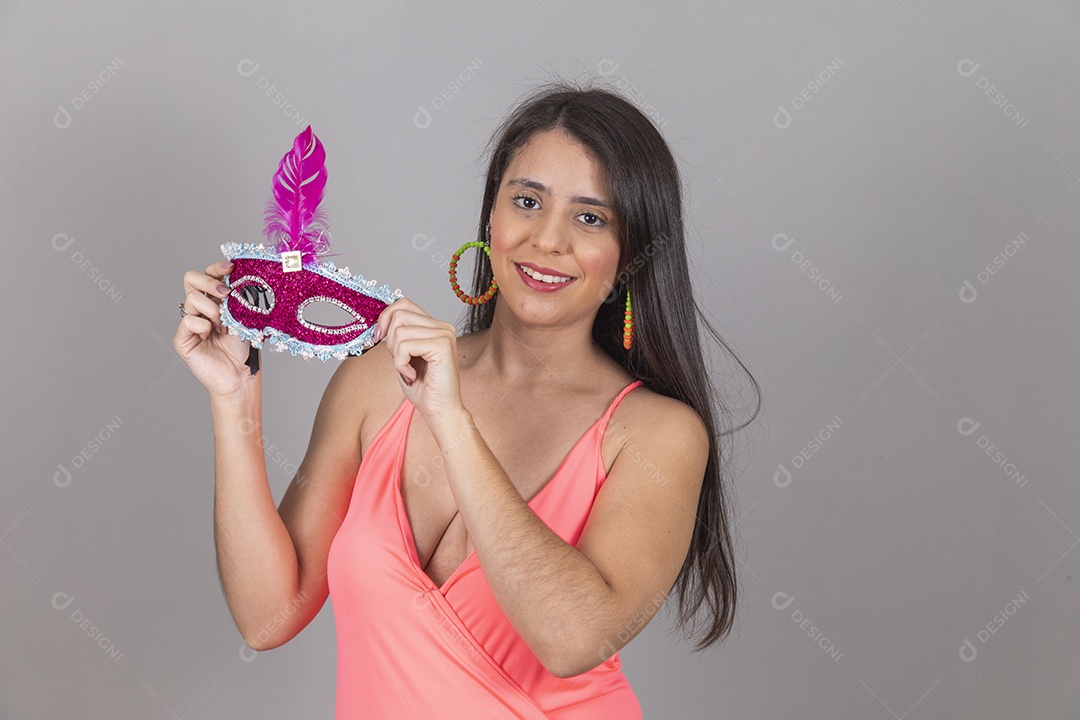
[173,259,257,399]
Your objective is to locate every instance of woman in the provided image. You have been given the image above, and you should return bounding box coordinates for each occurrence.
[175,81,759,718]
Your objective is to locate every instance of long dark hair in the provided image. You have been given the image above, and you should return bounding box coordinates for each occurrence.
[459,80,762,652]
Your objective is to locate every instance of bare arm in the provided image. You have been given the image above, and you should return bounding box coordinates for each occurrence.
[212,355,369,651]
[426,393,709,677]
[176,260,372,650]
[210,373,296,650]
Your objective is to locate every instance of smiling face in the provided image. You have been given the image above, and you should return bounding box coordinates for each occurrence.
[487,128,622,326]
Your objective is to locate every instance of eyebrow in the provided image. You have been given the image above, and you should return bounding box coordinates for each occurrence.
[505,177,611,210]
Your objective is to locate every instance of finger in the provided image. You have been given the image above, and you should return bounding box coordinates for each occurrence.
[204,259,235,280]
[391,336,450,385]
[375,296,418,331]
[174,314,213,354]
[184,289,231,334]
[383,295,413,312]
[386,321,445,345]
[381,320,444,363]
[390,338,422,384]
[377,302,443,342]
[184,289,225,331]
[184,266,234,299]
[182,270,231,300]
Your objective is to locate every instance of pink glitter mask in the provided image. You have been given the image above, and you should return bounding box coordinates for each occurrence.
[219,126,402,361]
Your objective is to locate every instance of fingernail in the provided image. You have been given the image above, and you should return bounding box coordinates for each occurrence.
[372,323,382,342]
[216,284,230,295]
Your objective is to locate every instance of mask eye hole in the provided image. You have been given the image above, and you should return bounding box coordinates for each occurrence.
[298,297,368,335]
[229,275,274,314]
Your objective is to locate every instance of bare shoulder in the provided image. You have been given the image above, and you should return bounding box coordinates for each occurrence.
[333,341,403,446]
[612,383,711,458]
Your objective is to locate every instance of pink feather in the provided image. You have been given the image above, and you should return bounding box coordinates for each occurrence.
[262,125,336,264]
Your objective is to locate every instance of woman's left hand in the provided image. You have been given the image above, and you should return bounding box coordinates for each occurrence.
[374,297,465,424]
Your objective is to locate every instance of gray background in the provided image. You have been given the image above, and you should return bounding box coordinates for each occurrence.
[2,1,1077,718]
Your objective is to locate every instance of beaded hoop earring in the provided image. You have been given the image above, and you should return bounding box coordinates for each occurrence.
[623,287,634,350]
[449,240,498,305]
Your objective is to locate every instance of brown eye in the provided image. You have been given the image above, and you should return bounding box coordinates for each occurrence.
[578,211,606,227]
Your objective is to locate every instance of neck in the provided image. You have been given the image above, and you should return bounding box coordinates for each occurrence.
[464,301,608,391]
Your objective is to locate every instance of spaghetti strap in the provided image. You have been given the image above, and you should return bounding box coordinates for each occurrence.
[601,379,644,427]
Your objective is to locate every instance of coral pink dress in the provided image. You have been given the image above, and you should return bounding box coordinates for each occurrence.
[327,379,645,718]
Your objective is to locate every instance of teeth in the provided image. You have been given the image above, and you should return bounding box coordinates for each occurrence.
[518,264,573,284]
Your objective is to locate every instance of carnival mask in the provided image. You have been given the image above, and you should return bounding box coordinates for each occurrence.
[219,126,401,361]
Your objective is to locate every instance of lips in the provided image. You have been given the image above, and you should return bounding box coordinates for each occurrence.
[514,262,577,291]
[515,261,575,280]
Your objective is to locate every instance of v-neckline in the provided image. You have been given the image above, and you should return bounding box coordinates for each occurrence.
[393,380,641,595]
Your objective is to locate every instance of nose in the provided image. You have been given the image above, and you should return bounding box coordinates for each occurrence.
[530,214,568,255]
